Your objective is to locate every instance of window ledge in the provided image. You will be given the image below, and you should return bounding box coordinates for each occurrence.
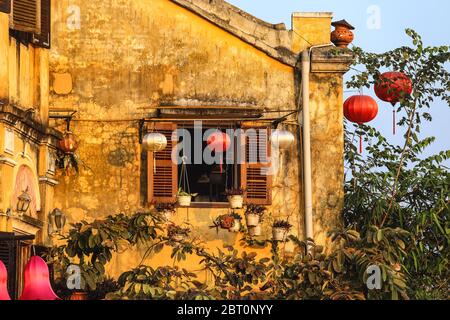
[179,202,231,209]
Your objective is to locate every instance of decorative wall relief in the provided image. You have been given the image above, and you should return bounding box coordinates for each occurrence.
[4,127,14,154]
[11,165,41,218]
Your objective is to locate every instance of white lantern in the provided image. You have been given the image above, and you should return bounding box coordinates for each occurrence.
[142,133,167,152]
[270,130,295,150]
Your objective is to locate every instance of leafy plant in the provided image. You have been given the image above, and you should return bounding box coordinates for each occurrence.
[155,202,176,214]
[244,205,266,217]
[272,220,292,230]
[177,188,198,197]
[344,29,449,299]
[167,223,191,241]
[55,151,89,176]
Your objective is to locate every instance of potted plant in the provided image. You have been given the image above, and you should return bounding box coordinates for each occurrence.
[210,212,242,233]
[229,212,242,233]
[244,205,266,227]
[167,223,190,242]
[272,219,292,241]
[225,188,245,209]
[248,225,262,237]
[155,202,176,221]
[176,188,198,207]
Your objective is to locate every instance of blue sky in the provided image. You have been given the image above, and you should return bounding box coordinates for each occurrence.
[228,0,450,159]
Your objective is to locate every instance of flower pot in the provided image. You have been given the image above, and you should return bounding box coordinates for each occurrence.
[228,195,244,209]
[177,195,192,207]
[161,210,173,221]
[70,291,89,300]
[249,225,262,236]
[229,219,241,233]
[272,227,288,241]
[331,19,355,48]
[171,234,186,242]
[246,213,260,227]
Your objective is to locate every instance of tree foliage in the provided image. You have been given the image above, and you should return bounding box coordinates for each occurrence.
[48,30,449,300]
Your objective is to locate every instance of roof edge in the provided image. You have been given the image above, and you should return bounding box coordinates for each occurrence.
[170,0,298,66]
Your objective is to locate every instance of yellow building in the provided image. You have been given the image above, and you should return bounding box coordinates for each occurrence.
[0,0,353,298]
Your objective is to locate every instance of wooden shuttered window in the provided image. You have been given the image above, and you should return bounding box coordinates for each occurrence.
[32,0,49,48]
[147,122,178,204]
[0,0,11,14]
[241,126,272,205]
[0,233,17,299]
[10,0,40,34]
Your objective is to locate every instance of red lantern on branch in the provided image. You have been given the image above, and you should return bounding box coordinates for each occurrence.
[58,132,78,154]
[207,131,231,173]
[19,256,59,300]
[374,72,413,134]
[0,260,10,300]
[344,95,379,153]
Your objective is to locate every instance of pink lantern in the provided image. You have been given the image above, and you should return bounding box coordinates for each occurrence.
[0,260,11,300]
[19,256,59,300]
[207,131,231,173]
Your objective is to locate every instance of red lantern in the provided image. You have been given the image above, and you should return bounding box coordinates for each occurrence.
[0,260,10,300]
[207,131,231,173]
[344,95,378,153]
[374,72,412,134]
[19,256,59,300]
[58,132,78,153]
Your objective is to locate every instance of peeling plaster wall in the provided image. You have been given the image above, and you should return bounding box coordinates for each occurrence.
[49,0,347,277]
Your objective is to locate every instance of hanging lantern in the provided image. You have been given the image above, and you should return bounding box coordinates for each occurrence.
[19,256,59,300]
[207,131,231,173]
[48,208,67,236]
[16,187,32,216]
[270,130,295,150]
[374,72,412,134]
[142,132,168,152]
[344,95,378,153]
[58,132,78,154]
[0,260,10,301]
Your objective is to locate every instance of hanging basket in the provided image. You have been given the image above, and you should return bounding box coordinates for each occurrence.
[246,213,260,227]
[272,227,288,241]
[230,219,241,233]
[249,225,262,236]
[228,195,244,209]
[177,195,192,207]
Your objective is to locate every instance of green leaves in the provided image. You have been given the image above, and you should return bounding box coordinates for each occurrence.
[344,29,450,300]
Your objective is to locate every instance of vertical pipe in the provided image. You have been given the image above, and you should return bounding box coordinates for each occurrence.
[301,50,314,241]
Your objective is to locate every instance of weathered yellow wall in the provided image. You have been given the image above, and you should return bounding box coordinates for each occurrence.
[292,12,333,52]
[49,0,349,278]
[49,0,302,277]
[309,73,345,250]
[0,11,55,242]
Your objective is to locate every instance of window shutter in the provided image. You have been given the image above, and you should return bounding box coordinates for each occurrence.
[32,0,49,48]
[10,0,40,34]
[241,126,272,205]
[0,233,17,299]
[0,0,11,14]
[147,122,178,204]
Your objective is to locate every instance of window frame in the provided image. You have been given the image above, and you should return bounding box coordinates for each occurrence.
[147,121,273,207]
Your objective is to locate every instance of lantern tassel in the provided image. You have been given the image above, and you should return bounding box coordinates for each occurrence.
[392,105,396,135]
[359,133,363,154]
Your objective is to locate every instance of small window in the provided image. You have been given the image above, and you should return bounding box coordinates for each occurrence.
[32,0,50,48]
[10,0,41,34]
[147,122,272,206]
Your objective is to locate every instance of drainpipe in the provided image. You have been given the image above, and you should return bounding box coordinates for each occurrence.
[300,50,314,242]
[300,44,333,243]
